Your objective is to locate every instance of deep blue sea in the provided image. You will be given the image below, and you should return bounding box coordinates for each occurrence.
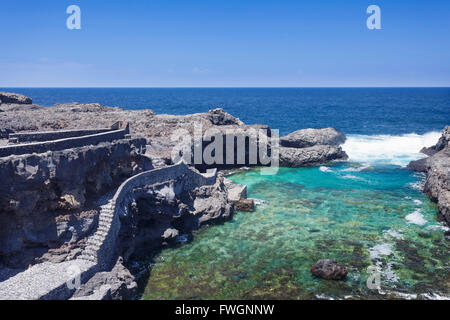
[2,88,449,136]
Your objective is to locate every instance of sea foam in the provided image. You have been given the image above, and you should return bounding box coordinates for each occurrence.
[405,209,427,225]
[342,131,441,166]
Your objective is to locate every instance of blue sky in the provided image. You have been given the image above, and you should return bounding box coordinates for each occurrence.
[1,0,450,87]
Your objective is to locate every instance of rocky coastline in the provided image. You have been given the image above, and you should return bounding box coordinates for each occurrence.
[1,91,449,300]
[408,126,450,229]
[0,92,349,300]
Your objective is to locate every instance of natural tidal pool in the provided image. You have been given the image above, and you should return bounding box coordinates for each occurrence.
[142,162,449,300]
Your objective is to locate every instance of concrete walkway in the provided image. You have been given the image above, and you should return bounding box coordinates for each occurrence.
[0,260,94,300]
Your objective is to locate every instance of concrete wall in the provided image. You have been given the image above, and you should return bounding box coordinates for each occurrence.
[0,128,129,158]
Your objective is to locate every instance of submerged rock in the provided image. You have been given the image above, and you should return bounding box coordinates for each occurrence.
[234,198,255,212]
[310,259,348,280]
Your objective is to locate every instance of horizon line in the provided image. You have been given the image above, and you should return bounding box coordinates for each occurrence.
[2,86,450,89]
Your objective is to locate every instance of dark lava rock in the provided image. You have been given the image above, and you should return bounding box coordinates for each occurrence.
[310,259,348,280]
[234,198,255,212]
[407,157,428,173]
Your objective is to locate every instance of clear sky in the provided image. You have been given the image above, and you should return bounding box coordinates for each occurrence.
[1,0,450,87]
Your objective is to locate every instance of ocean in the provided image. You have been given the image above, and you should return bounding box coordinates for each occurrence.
[3,87,450,136]
[3,87,450,299]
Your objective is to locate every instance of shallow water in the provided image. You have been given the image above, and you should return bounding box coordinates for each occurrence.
[142,163,449,300]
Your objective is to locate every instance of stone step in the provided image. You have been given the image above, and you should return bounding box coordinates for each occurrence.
[93,230,108,237]
[87,239,103,247]
[99,216,113,222]
[91,234,105,242]
[96,225,110,233]
[86,242,101,250]
[98,220,112,227]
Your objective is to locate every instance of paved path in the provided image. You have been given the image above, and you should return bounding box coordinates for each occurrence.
[0,260,94,300]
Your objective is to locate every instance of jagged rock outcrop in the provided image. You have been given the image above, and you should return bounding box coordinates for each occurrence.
[420,126,450,156]
[117,172,232,262]
[207,108,244,126]
[277,128,348,167]
[0,92,32,105]
[280,128,346,148]
[409,126,450,226]
[0,138,151,268]
[279,145,348,167]
[0,94,347,169]
[72,258,137,300]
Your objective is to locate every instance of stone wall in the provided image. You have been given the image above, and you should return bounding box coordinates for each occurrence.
[79,162,217,270]
[0,128,129,158]
[9,128,113,143]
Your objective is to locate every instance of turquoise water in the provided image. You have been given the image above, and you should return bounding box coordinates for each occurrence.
[143,162,449,300]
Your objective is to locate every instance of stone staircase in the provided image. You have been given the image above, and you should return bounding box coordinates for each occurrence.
[80,199,116,264]
[0,162,219,300]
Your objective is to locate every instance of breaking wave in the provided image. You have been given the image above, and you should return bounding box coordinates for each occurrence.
[342,131,441,166]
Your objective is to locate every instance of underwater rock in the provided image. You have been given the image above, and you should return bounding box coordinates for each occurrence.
[234,198,255,212]
[310,259,348,280]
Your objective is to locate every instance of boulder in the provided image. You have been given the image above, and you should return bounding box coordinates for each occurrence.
[234,198,255,212]
[310,259,348,280]
[279,145,348,167]
[227,184,247,202]
[0,92,32,105]
[280,128,346,148]
[207,108,244,126]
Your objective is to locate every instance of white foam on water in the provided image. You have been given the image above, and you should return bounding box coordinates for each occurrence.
[383,229,404,240]
[420,293,450,300]
[342,131,441,166]
[315,294,335,300]
[342,174,365,181]
[368,243,394,260]
[380,261,400,284]
[379,291,450,300]
[405,209,427,226]
[319,166,332,173]
[426,224,450,232]
[413,199,423,205]
[253,198,267,206]
[408,181,424,191]
[341,163,371,172]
